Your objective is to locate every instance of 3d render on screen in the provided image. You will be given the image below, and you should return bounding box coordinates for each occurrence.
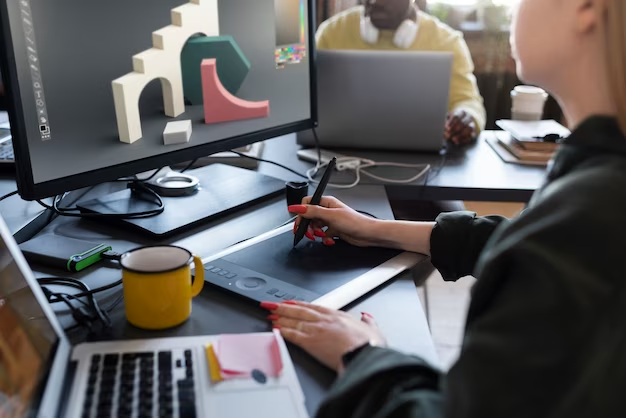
[201,59,270,124]
[163,120,193,145]
[181,35,251,106]
[112,0,220,144]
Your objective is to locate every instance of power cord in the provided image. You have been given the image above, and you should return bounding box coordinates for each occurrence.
[419,148,448,201]
[0,190,17,202]
[37,181,164,220]
[306,156,431,189]
[38,277,123,332]
[229,150,308,179]
[180,159,198,173]
[306,127,431,189]
[115,166,166,183]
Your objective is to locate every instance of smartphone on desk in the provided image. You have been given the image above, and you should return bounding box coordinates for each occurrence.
[19,234,113,272]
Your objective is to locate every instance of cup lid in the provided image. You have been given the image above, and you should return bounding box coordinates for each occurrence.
[512,85,548,98]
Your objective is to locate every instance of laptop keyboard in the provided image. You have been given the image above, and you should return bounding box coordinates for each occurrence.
[0,132,13,161]
[82,349,197,418]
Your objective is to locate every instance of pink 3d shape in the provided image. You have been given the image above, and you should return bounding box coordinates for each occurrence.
[201,58,269,124]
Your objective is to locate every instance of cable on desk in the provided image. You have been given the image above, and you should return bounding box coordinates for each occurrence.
[419,148,448,200]
[38,277,121,331]
[180,159,198,173]
[115,166,166,183]
[37,182,164,220]
[306,156,431,189]
[228,150,308,179]
[0,190,17,202]
[306,128,431,189]
[105,294,124,313]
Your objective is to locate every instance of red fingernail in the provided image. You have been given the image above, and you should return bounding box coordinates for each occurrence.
[267,314,280,321]
[260,301,279,310]
[283,300,298,305]
[361,312,373,319]
[324,238,335,246]
[305,231,315,241]
[288,205,307,214]
[293,223,297,234]
[314,229,326,238]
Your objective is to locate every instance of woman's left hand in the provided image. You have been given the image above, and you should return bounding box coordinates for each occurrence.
[261,301,387,373]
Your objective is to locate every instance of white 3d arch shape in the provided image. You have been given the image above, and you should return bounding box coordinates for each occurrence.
[112,0,219,144]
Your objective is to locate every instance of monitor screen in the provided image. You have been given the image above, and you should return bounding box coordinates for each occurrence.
[0,0,315,199]
[0,238,58,417]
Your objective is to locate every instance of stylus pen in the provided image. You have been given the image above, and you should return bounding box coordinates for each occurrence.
[293,157,337,247]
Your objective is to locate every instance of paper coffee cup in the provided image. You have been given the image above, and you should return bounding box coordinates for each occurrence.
[511,85,548,121]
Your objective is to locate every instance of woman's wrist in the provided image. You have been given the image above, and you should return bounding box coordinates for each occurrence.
[338,337,387,375]
[368,220,435,255]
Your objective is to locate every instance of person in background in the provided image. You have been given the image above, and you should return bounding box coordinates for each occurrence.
[316,0,487,221]
[264,0,626,416]
[316,0,486,146]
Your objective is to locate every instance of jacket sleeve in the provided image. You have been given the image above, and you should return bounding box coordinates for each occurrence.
[430,211,508,282]
[316,345,444,418]
[447,34,486,133]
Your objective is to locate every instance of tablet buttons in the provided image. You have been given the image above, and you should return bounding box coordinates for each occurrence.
[235,277,266,290]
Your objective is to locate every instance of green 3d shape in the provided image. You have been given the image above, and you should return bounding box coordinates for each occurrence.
[181,36,251,105]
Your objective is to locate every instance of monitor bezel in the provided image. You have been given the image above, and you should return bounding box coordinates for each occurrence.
[0,0,318,201]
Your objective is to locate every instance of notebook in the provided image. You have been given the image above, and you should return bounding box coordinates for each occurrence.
[0,213,308,418]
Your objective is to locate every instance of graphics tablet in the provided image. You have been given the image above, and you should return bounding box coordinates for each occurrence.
[200,224,426,309]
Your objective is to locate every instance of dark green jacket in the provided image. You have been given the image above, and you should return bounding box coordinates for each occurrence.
[317,117,626,418]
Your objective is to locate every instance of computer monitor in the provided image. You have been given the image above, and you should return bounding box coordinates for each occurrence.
[0,0,317,201]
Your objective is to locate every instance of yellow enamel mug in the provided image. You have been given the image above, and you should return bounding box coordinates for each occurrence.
[120,246,204,330]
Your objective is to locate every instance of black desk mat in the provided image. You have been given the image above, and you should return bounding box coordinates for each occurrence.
[203,230,402,304]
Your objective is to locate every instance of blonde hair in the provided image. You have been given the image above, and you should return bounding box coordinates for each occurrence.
[605,0,626,135]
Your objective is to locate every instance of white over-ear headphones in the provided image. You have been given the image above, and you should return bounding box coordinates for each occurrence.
[360,3,419,49]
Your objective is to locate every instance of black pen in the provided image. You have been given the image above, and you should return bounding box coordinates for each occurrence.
[293,157,337,247]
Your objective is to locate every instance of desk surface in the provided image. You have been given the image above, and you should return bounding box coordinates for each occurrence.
[260,131,547,202]
[0,174,438,416]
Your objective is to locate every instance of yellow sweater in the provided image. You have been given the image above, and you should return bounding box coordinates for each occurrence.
[316,6,486,132]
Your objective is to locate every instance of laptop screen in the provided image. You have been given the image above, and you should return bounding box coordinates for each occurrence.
[0,238,58,417]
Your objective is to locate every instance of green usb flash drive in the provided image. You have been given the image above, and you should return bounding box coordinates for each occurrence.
[67,244,113,272]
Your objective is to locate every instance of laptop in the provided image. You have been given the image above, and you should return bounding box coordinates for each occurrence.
[0,111,13,167]
[0,214,308,418]
[297,49,453,152]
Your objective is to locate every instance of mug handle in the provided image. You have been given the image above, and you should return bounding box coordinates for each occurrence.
[191,255,205,297]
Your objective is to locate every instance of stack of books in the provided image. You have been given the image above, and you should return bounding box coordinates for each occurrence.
[487,120,570,166]
[497,134,559,164]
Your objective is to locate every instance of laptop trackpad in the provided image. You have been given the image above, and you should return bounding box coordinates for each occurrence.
[212,387,303,417]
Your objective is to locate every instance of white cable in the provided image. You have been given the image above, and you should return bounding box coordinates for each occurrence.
[306,156,431,189]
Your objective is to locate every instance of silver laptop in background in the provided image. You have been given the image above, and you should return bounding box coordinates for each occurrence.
[0,214,307,418]
[298,49,453,152]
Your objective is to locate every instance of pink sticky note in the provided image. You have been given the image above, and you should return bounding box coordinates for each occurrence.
[215,331,283,379]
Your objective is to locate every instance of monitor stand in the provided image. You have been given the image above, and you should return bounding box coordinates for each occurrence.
[76,164,286,238]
